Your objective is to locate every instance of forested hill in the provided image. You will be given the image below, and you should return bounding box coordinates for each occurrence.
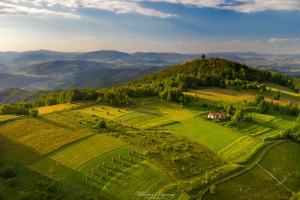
[1,58,300,115]
[126,58,300,92]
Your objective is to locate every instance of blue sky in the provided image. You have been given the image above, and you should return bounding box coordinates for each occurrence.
[0,0,299,54]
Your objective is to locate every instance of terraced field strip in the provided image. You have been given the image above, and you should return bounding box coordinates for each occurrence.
[0,116,94,164]
[117,101,194,129]
[38,102,87,115]
[251,113,277,124]
[164,117,242,152]
[100,160,176,200]
[218,136,265,164]
[266,118,295,130]
[78,104,127,120]
[29,134,126,180]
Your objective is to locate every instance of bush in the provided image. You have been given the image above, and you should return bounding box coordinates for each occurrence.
[5,178,18,187]
[0,166,16,178]
[274,91,281,100]
[30,109,39,118]
[210,185,217,194]
[97,120,106,128]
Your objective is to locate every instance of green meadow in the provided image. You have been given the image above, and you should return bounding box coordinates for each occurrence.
[164,118,242,152]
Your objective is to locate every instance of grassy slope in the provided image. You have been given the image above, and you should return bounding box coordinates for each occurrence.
[202,166,291,200]
[0,115,18,122]
[252,113,277,124]
[164,118,242,152]
[0,156,101,200]
[184,84,300,106]
[259,141,300,191]
[218,136,265,164]
[0,115,94,164]
[38,102,85,115]
[100,160,177,200]
[120,101,194,129]
[29,134,126,180]
[78,104,126,120]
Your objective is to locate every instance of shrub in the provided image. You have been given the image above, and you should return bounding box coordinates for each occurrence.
[30,109,39,118]
[5,178,18,187]
[172,157,180,162]
[274,91,281,100]
[210,185,217,194]
[0,166,16,178]
[97,120,106,128]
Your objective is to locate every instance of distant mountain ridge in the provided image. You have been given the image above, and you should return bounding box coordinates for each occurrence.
[0,88,62,105]
[19,60,115,76]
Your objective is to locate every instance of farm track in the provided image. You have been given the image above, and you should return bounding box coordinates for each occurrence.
[198,139,290,199]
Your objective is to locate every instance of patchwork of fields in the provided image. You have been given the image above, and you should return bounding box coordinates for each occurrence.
[0,116,94,164]
[29,134,126,179]
[0,97,299,200]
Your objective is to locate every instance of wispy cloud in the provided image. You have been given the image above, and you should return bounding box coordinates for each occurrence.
[137,0,300,13]
[8,0,177,18]
[0,2,80,19]
[268,38,299,42]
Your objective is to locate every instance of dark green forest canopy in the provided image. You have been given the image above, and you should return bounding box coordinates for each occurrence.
[1,58,300,115]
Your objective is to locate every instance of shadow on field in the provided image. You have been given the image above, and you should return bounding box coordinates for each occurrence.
[0,133,79,182]
[38,116,74,130]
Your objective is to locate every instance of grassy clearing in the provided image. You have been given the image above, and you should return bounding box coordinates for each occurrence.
[164,118,242,152]
[259,141,300,191]
[246,127,271,137]
[0,156,100,200]
[38,102,86,115]
[266,118,295,130]
[100,160,183,200]
[0,116,94,164]
[202,166,291,200]
[0,115,18,122]
[218,136,265,164]
[252,113,277,124]
[29,134,126,180]
[66,146,144,193]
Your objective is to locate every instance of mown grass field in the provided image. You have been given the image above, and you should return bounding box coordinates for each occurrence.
[78,104,127,120]
[256,129,280,139]
[266,118,295,130]
[252,113,277,124]
[202,166,291,200]
[100,160,183,200]
[29,134,126,180]
[164,118,242,152]
[0,116,94,164]
[66,146,144,193]
[218,136,265,164]
[259,141,300,191]
[184,87,300,106]
[116,101,194,129]
[38,102,86,115]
